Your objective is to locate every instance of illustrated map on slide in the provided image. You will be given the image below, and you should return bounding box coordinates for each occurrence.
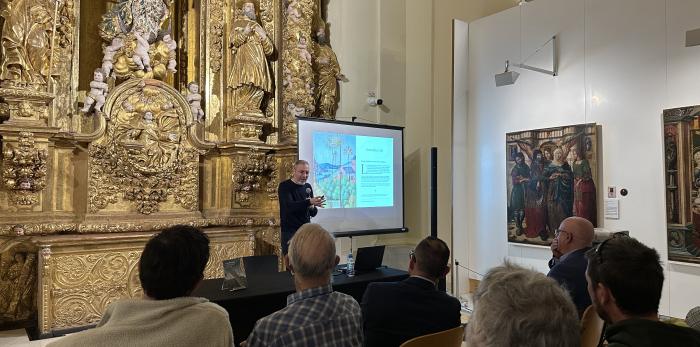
[312,131,394,208]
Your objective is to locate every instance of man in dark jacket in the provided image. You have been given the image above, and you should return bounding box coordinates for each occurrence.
[547,216,594,316]
[361,236,461,347]
[586,236,700,346]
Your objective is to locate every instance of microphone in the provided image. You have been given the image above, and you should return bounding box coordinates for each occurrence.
[454,260,484,313]
[306,187,315,210]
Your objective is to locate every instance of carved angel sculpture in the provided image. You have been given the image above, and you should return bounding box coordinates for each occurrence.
[186,82,205,123]
[162,34,177,72]
[102,37,125,77]
[132,30,152,72]
[81,69,109,113]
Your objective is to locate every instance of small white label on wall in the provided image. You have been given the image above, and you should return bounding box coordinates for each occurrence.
[605,199,620,219]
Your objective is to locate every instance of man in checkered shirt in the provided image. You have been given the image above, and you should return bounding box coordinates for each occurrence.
[245,223,362,347]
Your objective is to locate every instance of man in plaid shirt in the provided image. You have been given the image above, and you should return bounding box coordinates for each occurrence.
[245,223,362,347]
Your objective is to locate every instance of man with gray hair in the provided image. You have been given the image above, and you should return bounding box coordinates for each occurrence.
[278,160,326,255]
[245,223,362,346]
[466,262,580,347]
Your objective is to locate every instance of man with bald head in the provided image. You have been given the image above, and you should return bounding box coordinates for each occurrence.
[548,216,595,316]
[245,223,362,346]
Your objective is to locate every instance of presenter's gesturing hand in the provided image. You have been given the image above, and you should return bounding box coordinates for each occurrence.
[309,196,326,208]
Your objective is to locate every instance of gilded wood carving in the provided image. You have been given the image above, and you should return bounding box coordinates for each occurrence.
[88,79,200,215]
[0,0,342,333]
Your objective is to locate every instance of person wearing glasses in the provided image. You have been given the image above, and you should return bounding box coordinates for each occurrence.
[547,216,594,317]
[586,236,700,346]
[360,236,461,347]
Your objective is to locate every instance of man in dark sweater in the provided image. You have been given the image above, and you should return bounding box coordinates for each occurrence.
[586,236,700,347]
[278,160,325,255]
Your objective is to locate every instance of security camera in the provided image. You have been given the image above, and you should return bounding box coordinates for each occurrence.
[367,92,383,107]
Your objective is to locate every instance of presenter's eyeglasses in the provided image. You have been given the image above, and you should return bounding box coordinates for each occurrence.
[409,249,415,261]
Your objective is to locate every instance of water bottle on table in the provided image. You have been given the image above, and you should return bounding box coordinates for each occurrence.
[347,251,355,277]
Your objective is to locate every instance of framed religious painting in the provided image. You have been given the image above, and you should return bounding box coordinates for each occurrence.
[663,105,700,264]
[506,123,599,246]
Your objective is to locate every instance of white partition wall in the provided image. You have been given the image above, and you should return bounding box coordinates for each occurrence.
[458,0,700,317]
[452,19,469,297]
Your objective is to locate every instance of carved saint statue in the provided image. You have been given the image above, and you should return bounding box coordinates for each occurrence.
[228,2,274,118]
[0,0,54,85]
[314,26,343,118]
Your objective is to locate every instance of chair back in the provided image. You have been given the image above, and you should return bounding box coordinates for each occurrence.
[580,305,605,347]
[399,325,465,347]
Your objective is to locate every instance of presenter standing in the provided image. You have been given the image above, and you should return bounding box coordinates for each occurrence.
[278,160,325,255]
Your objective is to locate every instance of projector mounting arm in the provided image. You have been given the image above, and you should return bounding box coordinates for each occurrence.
[515,35,558,76]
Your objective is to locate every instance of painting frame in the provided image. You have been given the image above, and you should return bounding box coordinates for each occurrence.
[506,123,599,246]
[663,105,700,264]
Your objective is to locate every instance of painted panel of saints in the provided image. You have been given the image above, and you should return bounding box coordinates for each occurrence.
[663,105,700,264]
[506,123,598,246]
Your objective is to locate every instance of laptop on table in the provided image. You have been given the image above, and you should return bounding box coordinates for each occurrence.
[353,245,385,274]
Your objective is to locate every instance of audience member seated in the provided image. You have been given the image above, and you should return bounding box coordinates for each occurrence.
[585,236,700,346]
[245,223,362,347]
[48,225,234,347]
[688,307,700,332]
[466,262,580,347]
[548,216,594,317]
[361,236,461,347]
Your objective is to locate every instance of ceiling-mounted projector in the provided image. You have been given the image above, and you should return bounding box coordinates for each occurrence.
[495,60,519,87]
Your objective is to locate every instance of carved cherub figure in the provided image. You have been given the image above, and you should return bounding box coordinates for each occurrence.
[286,1,301,22]
[132,29,152,72]
[297,36,312,64]
[162,34,177,72]
[186,82,205,122]
[102,37,124,77]
[81,68,109,113]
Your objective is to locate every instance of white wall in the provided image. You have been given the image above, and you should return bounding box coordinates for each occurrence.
[460,0,700,317]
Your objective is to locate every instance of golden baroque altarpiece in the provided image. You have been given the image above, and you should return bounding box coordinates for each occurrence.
[0,0,343,334]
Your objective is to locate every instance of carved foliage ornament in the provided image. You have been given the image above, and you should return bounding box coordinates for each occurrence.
[232,148,277,206]
[45,236,253,330]
[210,0,225,73]
[2,132,48,206]
[281,0,317,139]
[89,79,199,215]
